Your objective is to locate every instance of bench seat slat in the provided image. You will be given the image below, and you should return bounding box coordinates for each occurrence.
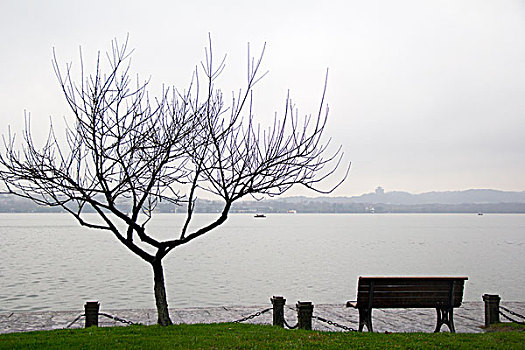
[358,278,466,280]
[358,299,460,308]
[359,282,465,288]
[359,290,463,295]
[359,277,467,284]
[359,284,463,289]
[360,291,451,299]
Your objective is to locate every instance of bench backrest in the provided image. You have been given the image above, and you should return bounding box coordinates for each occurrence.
[356,277,467,309]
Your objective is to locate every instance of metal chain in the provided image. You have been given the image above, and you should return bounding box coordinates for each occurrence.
[64,308,358,332]
[499,311,525,325]
[283,318,298,329]
[66,312,140,328]
[233,307,272,323]
[99,312,141,325]
[286,305,356,332]
[312,315,357,332]
[282,305,298,329]
[499,306,525,325]
[500,306,525,320]
[66,314,85,328]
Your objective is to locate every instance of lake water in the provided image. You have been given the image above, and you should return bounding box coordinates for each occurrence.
[0,213,524,312]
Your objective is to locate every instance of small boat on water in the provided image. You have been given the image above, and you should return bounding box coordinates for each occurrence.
[254,214,266,218]
[478,213,484,216]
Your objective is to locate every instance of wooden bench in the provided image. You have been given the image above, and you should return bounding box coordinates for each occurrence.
[346,276,468,332]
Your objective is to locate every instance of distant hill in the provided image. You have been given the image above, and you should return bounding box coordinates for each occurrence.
[280,189,525,205]
[1,189,525,213]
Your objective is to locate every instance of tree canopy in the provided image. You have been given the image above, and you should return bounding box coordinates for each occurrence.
[0,37,349,325]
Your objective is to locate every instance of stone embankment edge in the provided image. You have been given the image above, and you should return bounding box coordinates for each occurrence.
[1,302,524,334]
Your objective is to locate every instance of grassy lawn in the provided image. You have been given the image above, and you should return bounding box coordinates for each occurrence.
[1,323,524,349]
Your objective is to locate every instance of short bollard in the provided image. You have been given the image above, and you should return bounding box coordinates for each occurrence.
[271,296,286,327]
[296,301,314,330]
[482,294,501,327]
[84,301,100,328]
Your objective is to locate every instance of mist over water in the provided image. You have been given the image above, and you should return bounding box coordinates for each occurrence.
[1,213,523,312]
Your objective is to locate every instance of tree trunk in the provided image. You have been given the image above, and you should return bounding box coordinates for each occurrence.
[152,260,173,326]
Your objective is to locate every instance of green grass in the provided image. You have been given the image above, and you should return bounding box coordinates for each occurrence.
[483,322,525,332]
[1,323,524,349]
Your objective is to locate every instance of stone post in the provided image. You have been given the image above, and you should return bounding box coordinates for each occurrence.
[296,301,314,330]
[482,294,500,327]
[84,301,100,328]
[271,296,286,327]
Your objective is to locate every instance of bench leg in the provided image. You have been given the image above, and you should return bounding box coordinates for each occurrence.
[358,308,373,332]
[435,308,455,333]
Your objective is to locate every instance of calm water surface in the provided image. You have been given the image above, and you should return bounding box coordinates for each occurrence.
[0,213,524,312]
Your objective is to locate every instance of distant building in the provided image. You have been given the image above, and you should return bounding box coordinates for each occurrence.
[375,186,385,195]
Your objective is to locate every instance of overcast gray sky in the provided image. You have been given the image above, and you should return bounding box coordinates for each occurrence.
[1,0,524,197]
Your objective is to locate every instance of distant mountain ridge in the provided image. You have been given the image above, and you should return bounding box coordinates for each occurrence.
[2,189,525,213]
[281,189,525,205]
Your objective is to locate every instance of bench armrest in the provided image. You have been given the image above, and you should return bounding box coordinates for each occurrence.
[346,301,358,308]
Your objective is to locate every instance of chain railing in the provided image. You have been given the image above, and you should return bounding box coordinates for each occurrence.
[285,304,356,332]
[282,305,298,329]
[312,315,357,332]
[66,312,141,328]
[283,318,298,329]
[66,314,85,328]
[63,295,525,332]
[99,312,141,326]
[65,298,357,332]
[499,305,525,325]
[233,307,272,323]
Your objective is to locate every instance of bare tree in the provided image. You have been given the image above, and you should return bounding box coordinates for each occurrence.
[0,37,349,326]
